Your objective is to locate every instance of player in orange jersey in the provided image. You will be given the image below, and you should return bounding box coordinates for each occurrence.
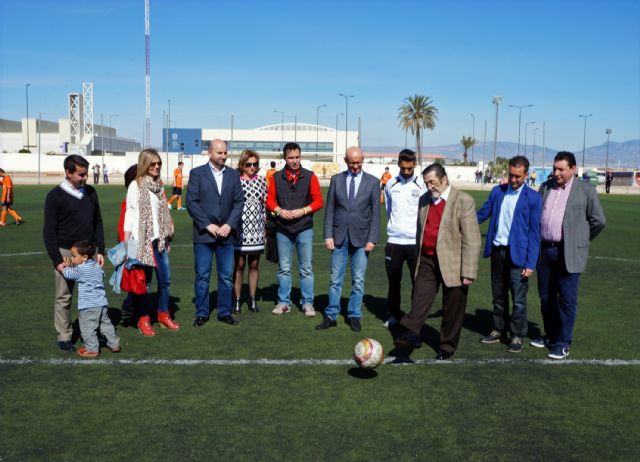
[0,169,25,226]
[167,161,186,210]
[265,161,277,189]
[380,166,392,204]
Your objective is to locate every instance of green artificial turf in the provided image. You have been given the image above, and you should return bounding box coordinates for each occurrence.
[1,185,639,461]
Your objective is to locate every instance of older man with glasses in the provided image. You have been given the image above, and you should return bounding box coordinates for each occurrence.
[316,147,380,332]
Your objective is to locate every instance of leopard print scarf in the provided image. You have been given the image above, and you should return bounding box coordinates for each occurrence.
[136,175,173,266]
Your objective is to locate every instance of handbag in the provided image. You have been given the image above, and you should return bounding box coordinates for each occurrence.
[121,265,147,295]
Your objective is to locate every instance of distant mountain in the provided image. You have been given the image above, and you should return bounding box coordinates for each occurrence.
[365,140,640,168]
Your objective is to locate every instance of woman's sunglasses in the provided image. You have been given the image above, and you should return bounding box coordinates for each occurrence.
[245,162,259,168]
[150,161,162,167]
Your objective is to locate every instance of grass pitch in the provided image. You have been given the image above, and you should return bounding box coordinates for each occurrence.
[1,185,639,461]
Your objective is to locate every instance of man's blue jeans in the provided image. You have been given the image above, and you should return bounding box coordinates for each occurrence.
[276,228,314,306]
[490,246,529,336]
[324,236,369,320]
[537,245,580,348]
[194,242,234,319]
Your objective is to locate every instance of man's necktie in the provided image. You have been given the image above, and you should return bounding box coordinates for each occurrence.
[348,175,355,208]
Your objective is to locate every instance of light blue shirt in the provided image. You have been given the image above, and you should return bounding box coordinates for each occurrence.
[345,170,363,198]
[63,260,108,310]
[209,163,225,193]
[493,184,525,246]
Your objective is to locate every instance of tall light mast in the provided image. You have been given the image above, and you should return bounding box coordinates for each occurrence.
[144,0,151,148]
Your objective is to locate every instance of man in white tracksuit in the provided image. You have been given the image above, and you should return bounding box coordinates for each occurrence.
[383,149,424,327]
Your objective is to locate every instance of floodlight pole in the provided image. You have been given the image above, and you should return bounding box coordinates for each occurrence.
[316,104,327,162]
[470,113,475,162]
[339,93,354,154]
[579,113,593,168]
[492,96,502,175]
[508,104,533,155]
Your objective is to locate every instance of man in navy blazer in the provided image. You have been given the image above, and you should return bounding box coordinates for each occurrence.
[477,155,542,352]
[316,147,380,332]
[186,139,244,327]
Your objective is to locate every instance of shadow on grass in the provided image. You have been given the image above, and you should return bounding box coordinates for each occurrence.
[347,367,378,379]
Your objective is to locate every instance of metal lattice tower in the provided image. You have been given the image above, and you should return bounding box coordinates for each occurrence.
[82,82,94,152]
[145,0,151,147]
[69,93,82,145]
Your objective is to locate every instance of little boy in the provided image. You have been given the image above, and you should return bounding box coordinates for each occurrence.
[62,240,120,357]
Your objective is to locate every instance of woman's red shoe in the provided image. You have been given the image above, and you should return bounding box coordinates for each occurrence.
[137,316,157,336]
[158,311,180,330]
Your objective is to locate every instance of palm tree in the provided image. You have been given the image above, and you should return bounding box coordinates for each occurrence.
[460,136,477,166]
[398,94,438,168]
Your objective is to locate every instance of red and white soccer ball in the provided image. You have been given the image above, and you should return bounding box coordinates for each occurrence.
[353,338,384,369]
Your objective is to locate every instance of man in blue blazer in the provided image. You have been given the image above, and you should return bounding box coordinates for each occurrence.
[477,155,542,352]
[186,139,244,327]
[316,147,380,332]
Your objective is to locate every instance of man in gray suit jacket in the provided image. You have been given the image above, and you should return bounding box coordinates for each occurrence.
[186,139,244,327]
[534,151,605,359]
[316,147,381,332]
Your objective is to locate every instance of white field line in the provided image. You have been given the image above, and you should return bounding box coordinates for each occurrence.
[1,248,638,263]
[1,357,639,366]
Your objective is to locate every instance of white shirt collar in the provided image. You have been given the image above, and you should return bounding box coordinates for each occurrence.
[60,179,84,199]
[432,185,451,205]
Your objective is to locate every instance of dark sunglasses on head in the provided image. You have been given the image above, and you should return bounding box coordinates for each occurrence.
[245,162,259,167]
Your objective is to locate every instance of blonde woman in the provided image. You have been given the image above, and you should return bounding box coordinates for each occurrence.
[233,150,267,313]
[123,149,179,336]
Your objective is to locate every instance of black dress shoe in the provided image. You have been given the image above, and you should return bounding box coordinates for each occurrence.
[248,297,259,313]
[435,350,453,360]
[315,317,337,330]
[348,317,362,332]
[394,330,421,349]
[192,316,208,327]
[233,299,241,315]
[57,340,76,352]
[217,315,238,325]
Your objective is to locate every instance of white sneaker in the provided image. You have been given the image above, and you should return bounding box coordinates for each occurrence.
[383,316,398,329]
[302,304,316,318]
[272,304,290,315]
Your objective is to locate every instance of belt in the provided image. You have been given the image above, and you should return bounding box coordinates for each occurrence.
[541,241,562,248]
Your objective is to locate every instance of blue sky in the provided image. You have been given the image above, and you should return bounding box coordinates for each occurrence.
[1,0,639,152]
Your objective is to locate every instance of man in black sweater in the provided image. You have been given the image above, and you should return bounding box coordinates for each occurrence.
[43,155,105,352]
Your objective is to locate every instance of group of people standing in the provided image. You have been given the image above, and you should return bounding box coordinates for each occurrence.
[42,142,605,362]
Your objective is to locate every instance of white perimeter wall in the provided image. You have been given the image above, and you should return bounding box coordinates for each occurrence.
[0,152,481,184]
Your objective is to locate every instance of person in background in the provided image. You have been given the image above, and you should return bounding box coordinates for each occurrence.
[92,163,100,184]
[265,161,277,189]
[123,149,179,336]
[379,166,392,204]
[43,155,105,352]
[605,171,613,194]
[117,164,138,326]
[103,164,109,184]
[232,150,267,314]
[168,161,186,210]
[0,168,25,226]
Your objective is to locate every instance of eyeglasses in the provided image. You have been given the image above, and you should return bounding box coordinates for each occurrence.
[245,162,259,168]
[150,161,162,167]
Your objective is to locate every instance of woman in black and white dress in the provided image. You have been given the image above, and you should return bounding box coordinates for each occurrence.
[233,150,267,313]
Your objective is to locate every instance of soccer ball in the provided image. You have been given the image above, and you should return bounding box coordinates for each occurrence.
[353,338,384,369]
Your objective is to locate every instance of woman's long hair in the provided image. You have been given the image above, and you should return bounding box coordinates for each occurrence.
[135,149,162,183]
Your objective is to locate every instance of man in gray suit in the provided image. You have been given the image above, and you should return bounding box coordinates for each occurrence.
[316,147,381,332]
[534,151,606,359]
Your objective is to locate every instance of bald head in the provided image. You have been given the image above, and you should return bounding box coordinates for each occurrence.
[345,147,364,175]
[208,138,228,170]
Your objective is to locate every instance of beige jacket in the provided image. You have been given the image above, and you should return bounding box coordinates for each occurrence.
[414,186,481,287]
